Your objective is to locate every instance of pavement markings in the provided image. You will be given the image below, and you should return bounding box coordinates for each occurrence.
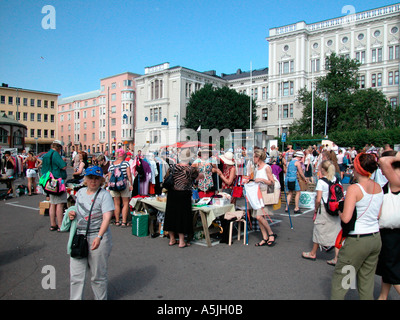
[6,201,40,211]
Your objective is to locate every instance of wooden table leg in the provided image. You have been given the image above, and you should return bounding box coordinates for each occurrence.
[199,211,212,247]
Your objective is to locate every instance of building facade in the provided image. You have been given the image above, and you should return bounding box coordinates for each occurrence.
[266,3,400,136]
[58,72,139,156]
[0,84,59,153]
[134,63,226,152]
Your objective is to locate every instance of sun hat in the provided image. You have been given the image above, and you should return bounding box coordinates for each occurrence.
[178,149,193,162]
[294,151,305,158]
[220,151,235,165]
[84,166,104,177]
[52,140,62,146]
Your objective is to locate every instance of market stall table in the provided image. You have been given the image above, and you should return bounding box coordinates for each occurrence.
[129,197,235,247]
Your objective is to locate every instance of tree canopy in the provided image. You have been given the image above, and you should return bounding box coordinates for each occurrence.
[291,53,400,136]
[184,84,257,132]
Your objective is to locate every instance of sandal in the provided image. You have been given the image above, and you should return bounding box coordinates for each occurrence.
[266,234,276,247]
[114,221,121,226]
[327,259,336,266]
[49,226,58,231]
[121,222,128,228]
[255,239,268,247]
[302,252,316,261]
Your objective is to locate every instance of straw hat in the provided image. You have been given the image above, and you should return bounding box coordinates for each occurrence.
[220,151,235,165]
[178,149,193,162]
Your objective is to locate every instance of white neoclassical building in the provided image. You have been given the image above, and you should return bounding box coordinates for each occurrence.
[266,2,400,137]
[134,3,400,151]
[134,63,227,151]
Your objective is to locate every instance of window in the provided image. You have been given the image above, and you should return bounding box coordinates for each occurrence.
[279,81,294,96]
[151,79,164,100]
[359,75,365,88]
[44,100,48,108]
[262,108,268,121]
[8,96,13,105]
[51,115,54,123]
[30,129,35,138]
[37,99,41,107]
[1,95,5,104]
[23,98,27,106]
[279,104,294,119]
[50,130,55,138]
[23,112,28,121]
[355,51,365,64]
[30,113,35,121]
[390,97,398,108]
[372,48,382,62]
[377,73,382,87]
[371,74,376,87]
[357,33,364,40]
[311,59,320,72]
[279,60,294,74]
[389,45,399,60]
[30,99,35,107]
[262,87,268,100]
[150,130,161,144]
[111,93,116,101]
[124,80,132,86]
[44,114,48,122]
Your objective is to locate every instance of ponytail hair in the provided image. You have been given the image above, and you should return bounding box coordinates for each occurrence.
[321,160,335,180]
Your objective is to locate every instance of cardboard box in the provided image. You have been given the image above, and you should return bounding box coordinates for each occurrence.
[131,214,149,237]
[39,201,50,215]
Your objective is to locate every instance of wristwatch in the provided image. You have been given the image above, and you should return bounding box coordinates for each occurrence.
[97,235,103,240]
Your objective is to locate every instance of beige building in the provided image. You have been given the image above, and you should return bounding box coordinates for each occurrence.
[0,84,59,152]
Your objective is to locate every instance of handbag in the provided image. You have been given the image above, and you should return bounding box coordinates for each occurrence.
[232,176,243,198]
[70,188,101,259]
[261,176,281,205]
[162,165,175,190]
[44,172,65,195]
[41,151,65,195]
[379,183,400,229]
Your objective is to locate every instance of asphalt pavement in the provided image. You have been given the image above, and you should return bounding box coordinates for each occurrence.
[1,171,399,303]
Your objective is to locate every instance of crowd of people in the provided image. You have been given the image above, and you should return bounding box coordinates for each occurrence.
[3,139,399,300]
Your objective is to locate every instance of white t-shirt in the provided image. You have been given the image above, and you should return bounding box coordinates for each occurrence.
[315,176,337,203]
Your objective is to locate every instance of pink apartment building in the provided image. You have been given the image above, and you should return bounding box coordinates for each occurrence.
[58,72,140,156]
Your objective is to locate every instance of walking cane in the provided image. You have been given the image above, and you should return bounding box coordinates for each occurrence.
[283,186,293,229]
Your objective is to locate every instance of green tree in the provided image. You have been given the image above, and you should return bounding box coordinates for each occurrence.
[184,84,257,132]
[291,53,400,136]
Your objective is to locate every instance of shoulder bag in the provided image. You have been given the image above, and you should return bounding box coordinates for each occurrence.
[162,164,175,190]
[70,188,101,259]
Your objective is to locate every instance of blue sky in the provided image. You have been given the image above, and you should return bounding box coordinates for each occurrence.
[0,0,396,98]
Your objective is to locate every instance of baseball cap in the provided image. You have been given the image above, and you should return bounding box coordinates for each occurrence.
[84,166,103,177]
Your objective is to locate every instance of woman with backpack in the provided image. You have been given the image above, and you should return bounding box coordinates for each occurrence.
[331,153,383,300]
[108,149,133,227]
[302,160,342,263]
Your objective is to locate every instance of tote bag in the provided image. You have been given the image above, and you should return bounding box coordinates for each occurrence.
[379,184,400,229]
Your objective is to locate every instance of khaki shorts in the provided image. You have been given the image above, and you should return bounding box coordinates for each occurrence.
[109,181,131,198]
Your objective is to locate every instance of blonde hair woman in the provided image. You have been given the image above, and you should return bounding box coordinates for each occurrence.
[252,149,278,247]
[302,160,342,263]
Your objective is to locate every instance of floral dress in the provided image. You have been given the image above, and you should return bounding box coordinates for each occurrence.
[194,159,214,192]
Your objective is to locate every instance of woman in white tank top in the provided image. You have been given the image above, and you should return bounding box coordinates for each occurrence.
[331,153,383,300]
